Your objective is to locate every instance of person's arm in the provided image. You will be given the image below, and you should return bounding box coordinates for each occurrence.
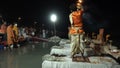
[80,6,84,15]
[69,13,73,26]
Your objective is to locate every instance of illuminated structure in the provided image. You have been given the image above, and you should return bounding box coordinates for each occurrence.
[50,14,57,36]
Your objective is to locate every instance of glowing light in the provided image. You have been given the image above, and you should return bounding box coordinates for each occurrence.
[78,0,82,3]
[50,13,57,36]
[50,14,57,23]
[18,17,21,20]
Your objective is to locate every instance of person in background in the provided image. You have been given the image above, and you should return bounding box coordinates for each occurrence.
[105,34,110,43]
[42,29,46,38]
[0,21,7,34]
[7,23,14,49]
[0,22,7,47]
[13,23,20,47]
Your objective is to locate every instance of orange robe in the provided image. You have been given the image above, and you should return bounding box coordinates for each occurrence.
[69,27,84,35]
[69,10,84,35]
[13,25,19,42]
[0,23,7,34]
[72,10,83,27]
[7,25,14,46]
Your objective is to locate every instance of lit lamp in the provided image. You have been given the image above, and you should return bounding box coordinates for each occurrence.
[50,14,57,36]
[78,0,83,3]
[18,17,21,20]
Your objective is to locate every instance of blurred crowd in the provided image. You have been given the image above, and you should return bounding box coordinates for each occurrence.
[0,21,37,50]
[0,16,67,50]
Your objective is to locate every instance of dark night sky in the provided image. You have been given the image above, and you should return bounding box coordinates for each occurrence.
[0,0,120,40]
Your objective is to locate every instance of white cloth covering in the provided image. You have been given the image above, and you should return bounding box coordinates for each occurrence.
[50,47,71,56]
[42,57,120,68]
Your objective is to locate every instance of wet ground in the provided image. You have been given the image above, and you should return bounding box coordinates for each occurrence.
[0,42,55,68]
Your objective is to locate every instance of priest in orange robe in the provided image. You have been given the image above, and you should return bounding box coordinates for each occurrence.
[69,0,85,57]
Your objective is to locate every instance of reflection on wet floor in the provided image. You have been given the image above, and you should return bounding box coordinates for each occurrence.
[0,42,54,68]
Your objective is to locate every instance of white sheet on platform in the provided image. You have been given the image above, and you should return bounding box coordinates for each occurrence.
[42,57,120,68]
[50,47,71,56]
[59,39,70,45]
[42,61,120,68]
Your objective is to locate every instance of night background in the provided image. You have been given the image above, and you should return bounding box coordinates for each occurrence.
[0,0,120,41]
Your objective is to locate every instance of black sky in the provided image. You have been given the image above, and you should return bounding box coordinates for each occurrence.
[0,0,120,39]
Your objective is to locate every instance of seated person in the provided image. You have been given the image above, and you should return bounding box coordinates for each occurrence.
[18,34,26,43]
